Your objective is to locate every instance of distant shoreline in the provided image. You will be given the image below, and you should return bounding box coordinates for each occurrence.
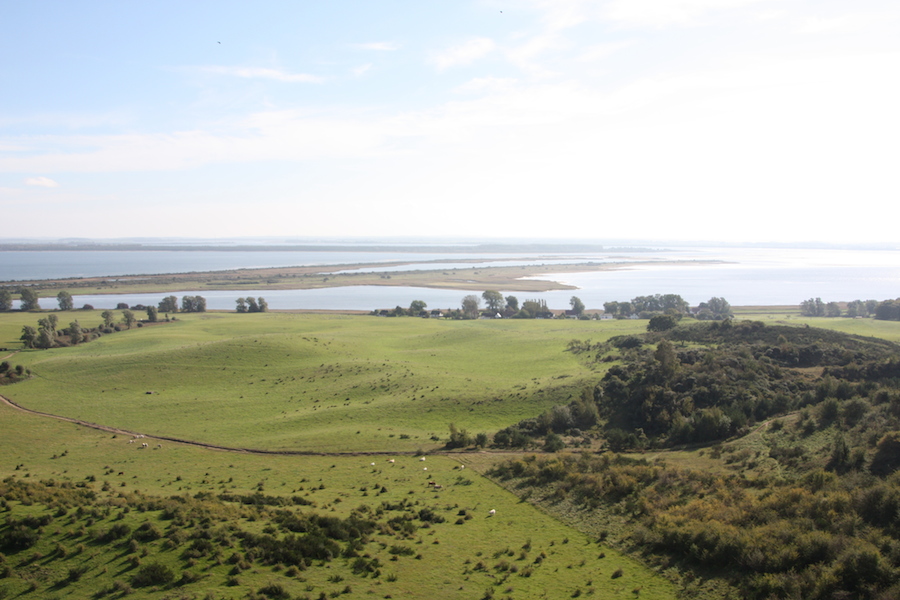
[1,259,728,296]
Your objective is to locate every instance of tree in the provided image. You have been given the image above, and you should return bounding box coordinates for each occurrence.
[20,325,37,348]
[122,310,136,329]
[446,423,472,449]
[179,295,206,313]
[654,339,678,376]
[246,297,259,313]
[648,314,678,332]
[37,316,57,342]
[543,433,565,452]
[505,295,519,312]
[0,289,13,311]
[18,287,40,311]
[236,298,248,313]
[482,290,504,312]
[461,295,481,319]
[603,301,619,317]
[158,296,178,313]
[257,297,268,313]
[37,327,55,349]
[697,297,732,320]
[101,310,115,327]
[826,301,842,317]
[874,300,900,321]
[518,299,550,319]
[146,306,158,322]
[68,321,83,345]
[409,299,427,316]
[56,290,74,311]
[570,296,585,316]
[800,297,826,317]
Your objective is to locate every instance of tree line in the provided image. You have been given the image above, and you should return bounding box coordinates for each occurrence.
[801,297,900,320]
[235,297,268,313]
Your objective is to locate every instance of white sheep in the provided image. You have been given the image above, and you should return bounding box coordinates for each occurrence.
[388,459,395,464]
[419,456,426,461]
[488,509,496,516]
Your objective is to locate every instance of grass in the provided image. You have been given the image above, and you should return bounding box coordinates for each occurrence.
[0,398,677,600]
[4,308,899,599]
[3,312,642,452]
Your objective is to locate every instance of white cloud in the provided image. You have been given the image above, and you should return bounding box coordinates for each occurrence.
[577,41,633,62]
[432,38,496,69]
[24,176,59,187]
[797,15,861,34]
[200,66,323,83]
[453,77,519,94]
[352,64,372,77]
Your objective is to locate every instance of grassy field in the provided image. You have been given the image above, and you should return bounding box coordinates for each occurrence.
[0,310,680,599]
[2,312,647,453]
[0,398,677,600]
[3,308,899,599]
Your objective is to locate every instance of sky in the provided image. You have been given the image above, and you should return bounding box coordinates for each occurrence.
[1,0,898,244]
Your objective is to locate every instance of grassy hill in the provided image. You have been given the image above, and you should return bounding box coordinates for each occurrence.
[3,309,900,599]
[2,312,646,452]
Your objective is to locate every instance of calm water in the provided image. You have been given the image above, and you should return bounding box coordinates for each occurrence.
[4,246,899,310]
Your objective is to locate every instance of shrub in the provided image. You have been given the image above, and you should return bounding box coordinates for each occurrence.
[132,562,175,587]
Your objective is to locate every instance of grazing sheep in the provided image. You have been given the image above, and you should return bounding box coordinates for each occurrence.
[388,459,395,464]
[488,509,496,516]
[142,442,148,448]
[419,457,426,461]
[370,462,375,466]
[423,467,428,471]
[156,444,162,449]
[128,440,134,444]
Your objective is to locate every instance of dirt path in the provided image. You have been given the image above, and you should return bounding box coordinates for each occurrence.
[0,392,434,458]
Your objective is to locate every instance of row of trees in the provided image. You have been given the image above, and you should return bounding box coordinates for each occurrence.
[18,304,173,349]
[0,290,209,314]
[158,295,206,313]
[801,297,900,320]
[235,297,268,313]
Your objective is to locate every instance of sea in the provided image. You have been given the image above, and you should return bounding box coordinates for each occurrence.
[2,245,898,311]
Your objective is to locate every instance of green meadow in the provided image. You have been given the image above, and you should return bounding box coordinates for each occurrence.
[0,311,678,599]
[2,312,645,453]
[3,307,899,599]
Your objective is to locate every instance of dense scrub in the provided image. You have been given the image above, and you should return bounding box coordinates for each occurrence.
[490,449,900,599]
[489,321,900,599]
[494,321,900,450]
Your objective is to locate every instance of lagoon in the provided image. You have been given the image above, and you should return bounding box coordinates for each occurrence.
[4,245,899,310]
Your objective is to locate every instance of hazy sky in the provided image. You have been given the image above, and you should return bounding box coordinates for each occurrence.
[1,1,898,243]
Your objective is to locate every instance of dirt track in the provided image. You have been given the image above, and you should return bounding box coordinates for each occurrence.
[0,391,433,458]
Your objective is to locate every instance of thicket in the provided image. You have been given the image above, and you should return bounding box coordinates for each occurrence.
[494,321,900,450]
[490,445,900,599]
[489,321,900,598]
